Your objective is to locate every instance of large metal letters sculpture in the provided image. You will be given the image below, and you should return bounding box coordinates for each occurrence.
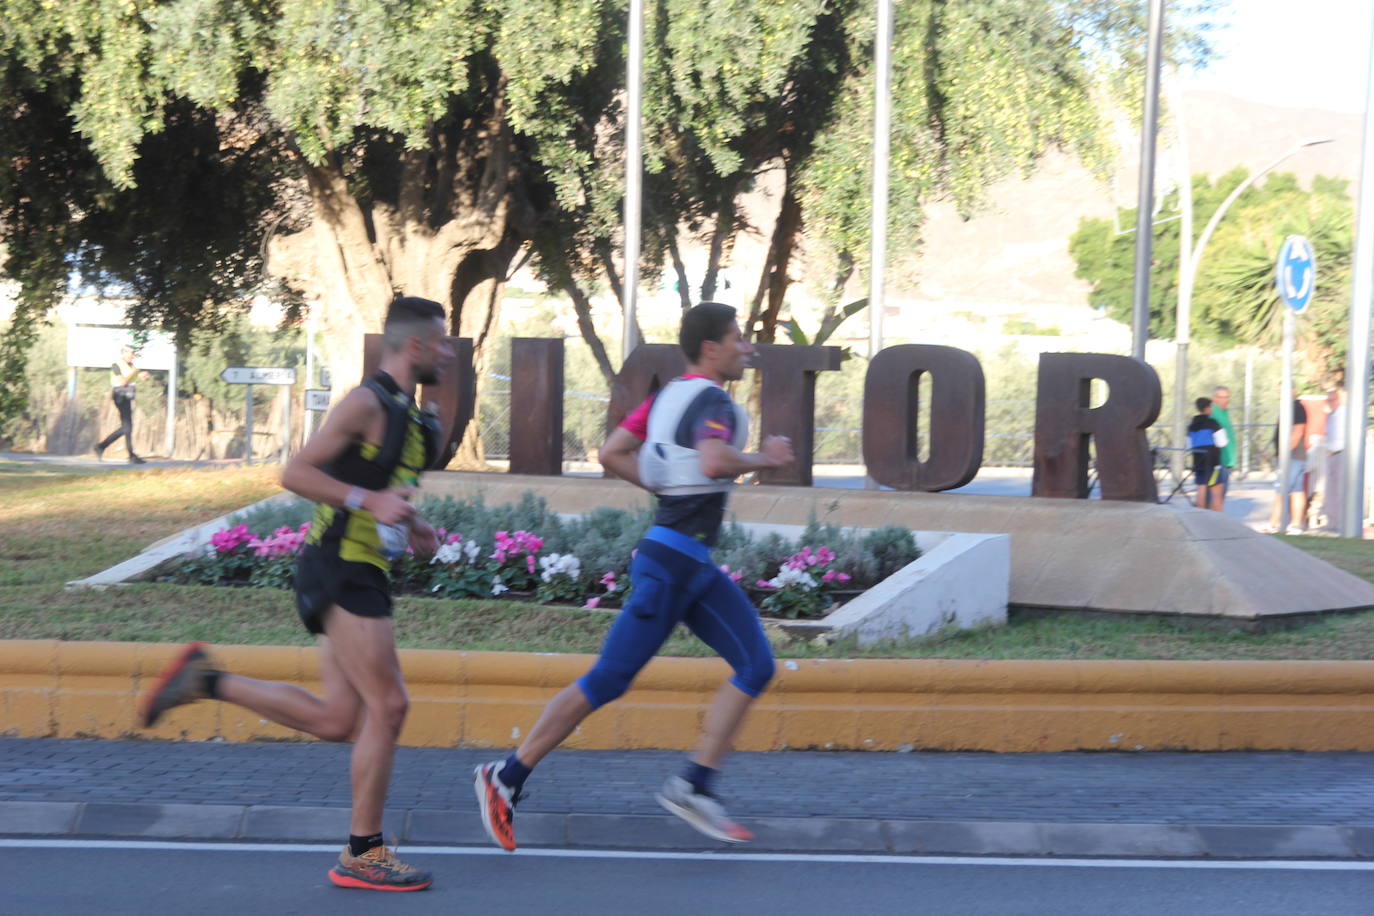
[359,337,1165,502]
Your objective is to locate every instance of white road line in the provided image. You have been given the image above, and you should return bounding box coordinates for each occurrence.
[2,839,1371,871]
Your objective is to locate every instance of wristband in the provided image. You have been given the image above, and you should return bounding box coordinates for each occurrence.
[343,487,367,511]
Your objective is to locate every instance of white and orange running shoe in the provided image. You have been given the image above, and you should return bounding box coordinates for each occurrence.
[656,775,754,844]
[474,761,522,851]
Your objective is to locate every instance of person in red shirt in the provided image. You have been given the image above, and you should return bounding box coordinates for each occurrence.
[475,302,794,849]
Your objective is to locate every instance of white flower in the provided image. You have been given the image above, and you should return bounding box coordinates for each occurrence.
[766,565,817,591]
[432,542,465,566]
[539,552,582,582]
[491,577,509,596]
[464,539,480,562]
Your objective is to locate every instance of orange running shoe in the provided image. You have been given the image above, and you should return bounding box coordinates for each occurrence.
[139,642,217,728]
[474,760,523,851]
[328,844,432,892]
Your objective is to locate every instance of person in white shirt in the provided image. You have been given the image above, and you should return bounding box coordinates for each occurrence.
[1323,389,1346,533]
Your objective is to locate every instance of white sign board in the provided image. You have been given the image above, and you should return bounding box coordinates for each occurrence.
[305,389,331,411]
[66,326,176,371]
[221,367,297,386]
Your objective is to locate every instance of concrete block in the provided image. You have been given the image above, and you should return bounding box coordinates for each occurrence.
[76,802,244,839]
[567,813,710,849]
[744,816,887,851]
[885,819,1045,855]
[1195,824,1356,858]
[0,801,80,835]
[1346,826,1374,858]
[1039,822,1205,857]
[405,808,567,847]
[823,533,1009,646]
[240,805,404,841]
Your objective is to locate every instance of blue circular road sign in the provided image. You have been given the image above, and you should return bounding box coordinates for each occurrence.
[1276,235,1316,313]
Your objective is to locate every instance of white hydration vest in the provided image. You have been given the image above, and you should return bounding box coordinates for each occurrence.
[638,377,749,495]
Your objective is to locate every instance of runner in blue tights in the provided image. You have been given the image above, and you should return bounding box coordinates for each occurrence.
[475,302,794,849]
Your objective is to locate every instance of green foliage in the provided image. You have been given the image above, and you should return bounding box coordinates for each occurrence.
[780,298,869,359]
[1002,318,1060,336]
[794,0,1217,297]
[860,525,921,579]
[228,497,314,534]
[1070,170,1354,381]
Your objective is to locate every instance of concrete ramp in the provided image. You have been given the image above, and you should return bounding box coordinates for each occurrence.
[423,471,1374,626]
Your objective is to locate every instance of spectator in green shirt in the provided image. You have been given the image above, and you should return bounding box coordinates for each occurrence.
[1211,385,1237,506]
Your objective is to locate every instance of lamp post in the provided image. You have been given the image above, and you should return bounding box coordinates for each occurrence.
[622,0,644,362]
[1170,136,1333,474]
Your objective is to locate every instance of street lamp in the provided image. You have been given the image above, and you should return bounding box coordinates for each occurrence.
[1170,135,1333,472]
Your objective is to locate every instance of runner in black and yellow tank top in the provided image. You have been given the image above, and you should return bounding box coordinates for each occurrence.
[139,296,453,892]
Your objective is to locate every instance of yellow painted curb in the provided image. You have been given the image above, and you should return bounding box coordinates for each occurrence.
[2,640,1372,751]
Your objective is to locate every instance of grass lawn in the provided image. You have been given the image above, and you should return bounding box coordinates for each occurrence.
[2,463,1373,660]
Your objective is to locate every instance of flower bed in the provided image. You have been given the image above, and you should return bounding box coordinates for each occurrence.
[165,492,919,620]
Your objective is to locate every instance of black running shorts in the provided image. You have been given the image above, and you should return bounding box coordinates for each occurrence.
[294,543,393,634]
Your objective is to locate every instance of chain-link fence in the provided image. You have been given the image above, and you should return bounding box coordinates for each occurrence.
[478,379,1287,475]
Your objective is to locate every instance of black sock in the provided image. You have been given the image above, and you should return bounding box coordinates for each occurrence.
[203,669,221,700]
[498,753,532,793]
[349,832,385,857]
[682,761,717,796]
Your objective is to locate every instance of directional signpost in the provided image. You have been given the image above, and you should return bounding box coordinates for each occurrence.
[1276,236,1315,531]
[221,367,297,463]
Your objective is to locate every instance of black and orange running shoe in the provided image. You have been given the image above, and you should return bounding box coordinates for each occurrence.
[328,845,432,892]
[474,760,522,851]
[139,641,217,728]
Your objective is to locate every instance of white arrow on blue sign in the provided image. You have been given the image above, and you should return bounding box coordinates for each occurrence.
[1276,235,1316,313]
[220,367,297,385]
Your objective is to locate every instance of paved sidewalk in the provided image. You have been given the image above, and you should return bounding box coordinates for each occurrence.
[2,739,1370,858]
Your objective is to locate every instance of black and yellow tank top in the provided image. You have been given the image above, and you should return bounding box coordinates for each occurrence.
[305,372,438,571]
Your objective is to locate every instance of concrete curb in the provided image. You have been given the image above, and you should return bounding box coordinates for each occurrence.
[4,640,1374,751]
[1,800,1368,859]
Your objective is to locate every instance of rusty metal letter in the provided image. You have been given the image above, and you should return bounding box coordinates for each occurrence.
[861,344,985,491]
[508,337,564,475]
[364,333,475,469]
[749,343,842,486]
[605,343,687,434]
[1031,353,1160,501]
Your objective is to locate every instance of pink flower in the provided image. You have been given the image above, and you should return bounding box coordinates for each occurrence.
[526,555,536,574]
[756,579,774,589]
[822,569,836,583]
[837,572,851,583]
[729,571,742,583]
[584,596,601,609]
[600,571,618,591]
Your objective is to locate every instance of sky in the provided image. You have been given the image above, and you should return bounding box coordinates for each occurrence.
[1180,0,1373,113]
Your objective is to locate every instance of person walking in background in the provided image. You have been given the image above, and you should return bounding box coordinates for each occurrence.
[1210,386,1237,507]
[1261,398,1309,535]
[95,344,148,464]
[1187,397,1227,512]
[1322,388,1346,534]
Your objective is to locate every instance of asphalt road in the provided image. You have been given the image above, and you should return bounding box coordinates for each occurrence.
[6,841,1371,916]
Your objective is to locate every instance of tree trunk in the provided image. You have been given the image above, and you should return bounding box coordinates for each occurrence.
[701,184,738,302]
[746,179,802,344]
[565,278,618,385]
[267,84,531,472]
[666,228,692,314]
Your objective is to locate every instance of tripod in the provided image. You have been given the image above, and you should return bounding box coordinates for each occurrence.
[1151,446,1196,504]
